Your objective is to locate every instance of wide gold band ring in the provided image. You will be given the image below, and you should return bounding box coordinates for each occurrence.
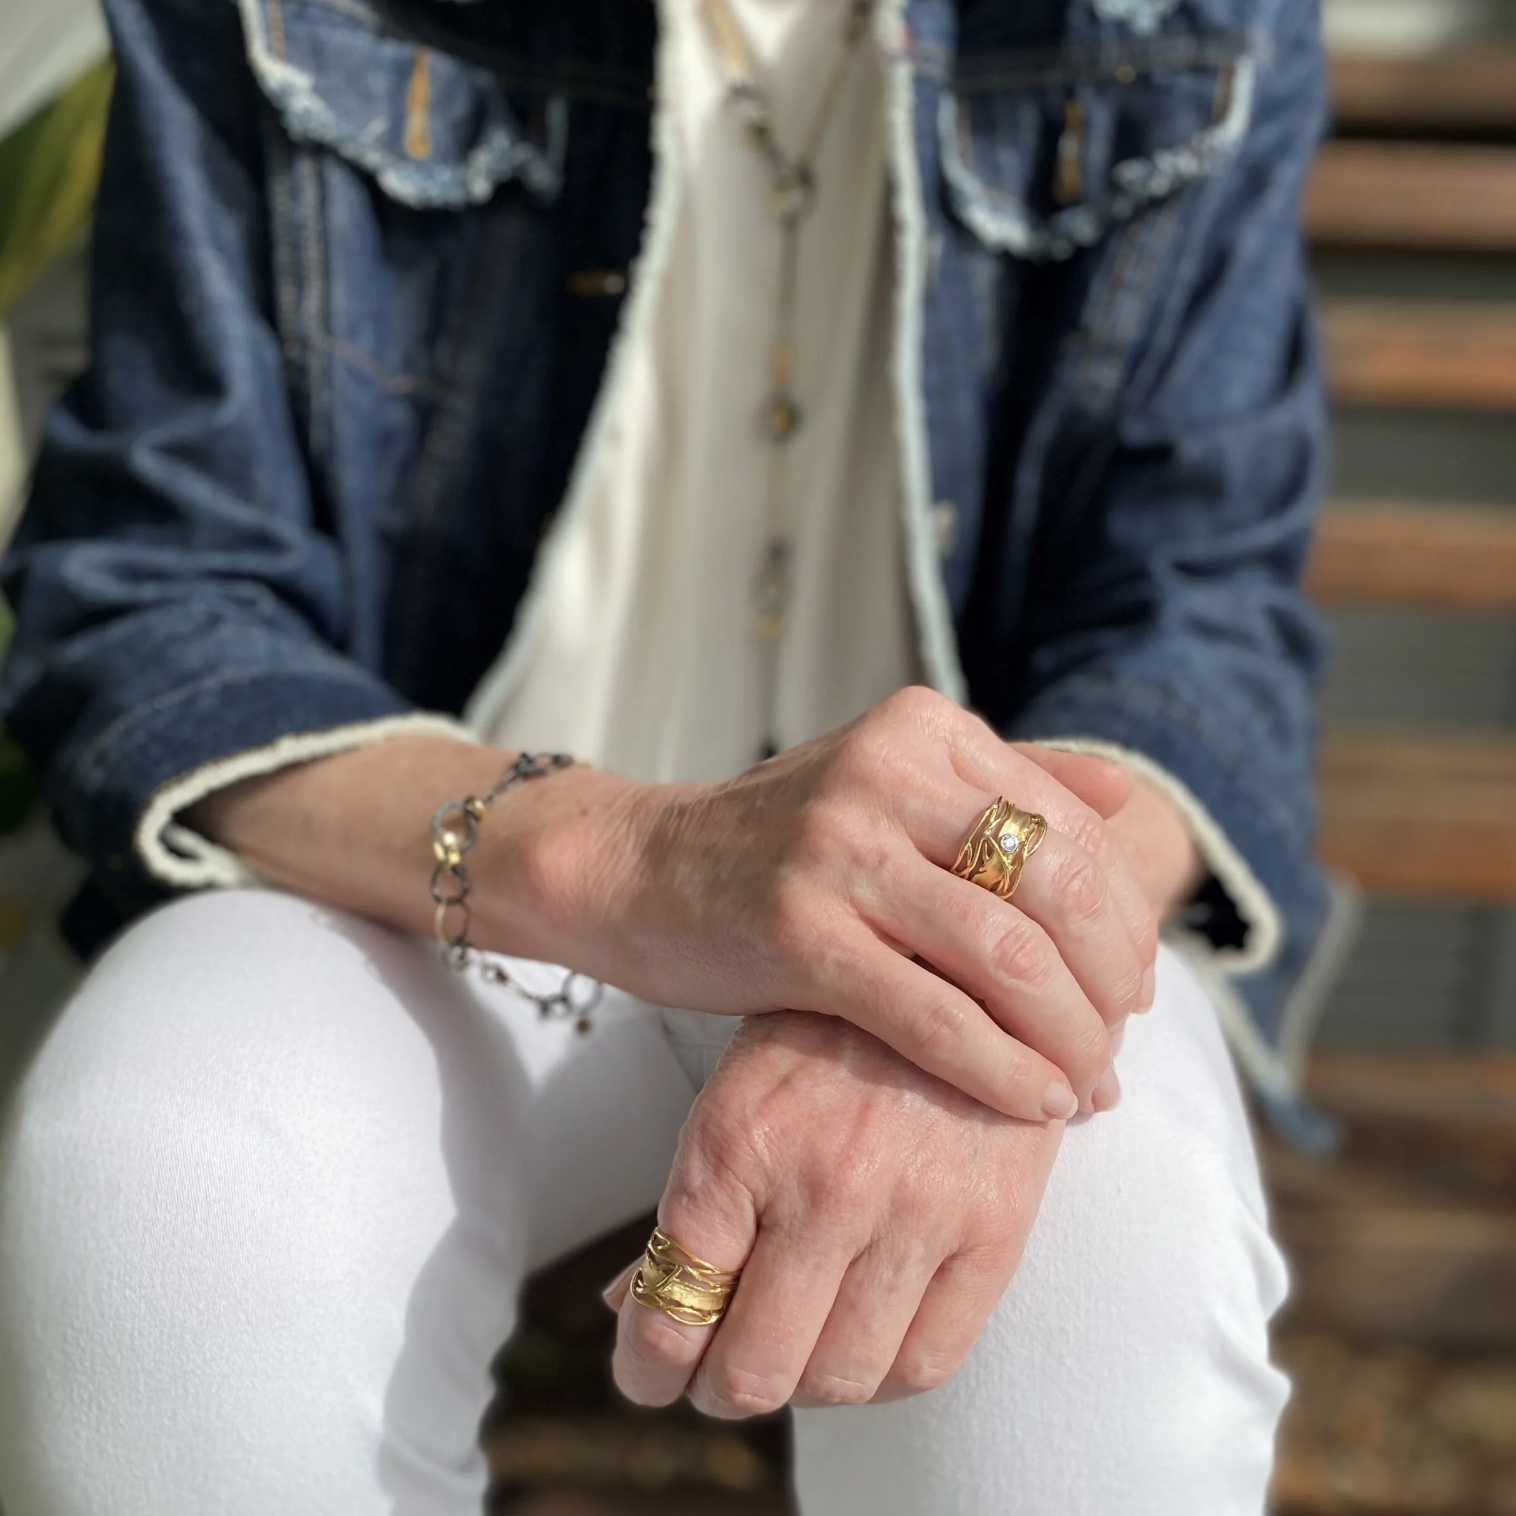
[951,798,1049,901]
[630,1227,740,1328]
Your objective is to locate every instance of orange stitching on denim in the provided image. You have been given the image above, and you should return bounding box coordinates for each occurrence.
[404,49,434,161]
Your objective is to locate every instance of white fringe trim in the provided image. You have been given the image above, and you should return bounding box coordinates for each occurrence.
[877,0,968,706]
[133,713,478,890]
[1032,735,1284,977]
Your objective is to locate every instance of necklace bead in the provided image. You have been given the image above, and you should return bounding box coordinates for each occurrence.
[763,391,803,441]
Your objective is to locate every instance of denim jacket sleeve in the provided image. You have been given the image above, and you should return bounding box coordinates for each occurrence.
[0,0,454,927]
[999,0,1332,1042]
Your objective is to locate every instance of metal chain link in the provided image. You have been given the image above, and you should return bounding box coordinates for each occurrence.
[430,752,605,1034]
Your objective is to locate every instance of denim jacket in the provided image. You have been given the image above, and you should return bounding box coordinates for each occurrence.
[0,0,1331,1118]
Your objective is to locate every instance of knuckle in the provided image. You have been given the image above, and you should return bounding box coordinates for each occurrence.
[799,1368,878,1407]
[1108,960,1147,1019]
[1051,853,1109,931]
[703,1365,789,1418]
[811,1153,874,1215]
[1060,807,1111,864]
[880,684,942,729]
[832,725,890,789]
[988,917,1058,993]
[1066,1016,1113,1078]
[911,989,970,1066]
[677,1104,767,1199]
[889,1348,958,1396]
[631,1311,703,1372]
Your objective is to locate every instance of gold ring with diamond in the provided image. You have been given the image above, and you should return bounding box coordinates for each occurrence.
[950,798,1048,901]
[629,1227,740,1328]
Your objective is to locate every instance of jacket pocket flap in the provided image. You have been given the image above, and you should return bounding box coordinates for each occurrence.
[237,0,563,209]
[940,31,1262,262]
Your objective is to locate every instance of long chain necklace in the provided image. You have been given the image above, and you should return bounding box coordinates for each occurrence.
[697,0,875,760]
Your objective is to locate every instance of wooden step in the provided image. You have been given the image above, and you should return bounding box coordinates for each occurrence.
[1273,1331,1516,1516]
[1308,501,1516,607]
[1318,729,1516,899]
[1330,46,1516,131]
[1321,297,1516,410]
[1265,1052,1516,1350]
[1305,141,1516,252]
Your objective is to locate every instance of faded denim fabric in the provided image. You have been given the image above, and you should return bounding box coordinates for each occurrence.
[0,0,1330,1086]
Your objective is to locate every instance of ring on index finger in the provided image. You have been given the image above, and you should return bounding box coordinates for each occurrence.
[630,1227,740,1328]
[950,798,1048,902]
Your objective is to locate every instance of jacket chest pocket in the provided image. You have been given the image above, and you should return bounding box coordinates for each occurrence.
[940,28,1260,264]
[237,0,566,211]
[236,0,576,517]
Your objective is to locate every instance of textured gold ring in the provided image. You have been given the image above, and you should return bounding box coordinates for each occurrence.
[950,798,1049,901]
[630,1227,740,1329]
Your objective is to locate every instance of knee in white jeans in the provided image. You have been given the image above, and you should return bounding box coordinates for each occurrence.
[0,889,525,1516]
[793,947,1290,1516]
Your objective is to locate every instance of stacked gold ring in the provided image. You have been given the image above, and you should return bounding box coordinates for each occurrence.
[630,1227,740,1328]
[951,798,1048,900]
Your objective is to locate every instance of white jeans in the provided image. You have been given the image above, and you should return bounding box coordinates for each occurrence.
[0,890,1289,1516]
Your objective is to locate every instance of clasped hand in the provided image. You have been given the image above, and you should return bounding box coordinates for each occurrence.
[519,686,1159,1121]
[487,687,1188,1417]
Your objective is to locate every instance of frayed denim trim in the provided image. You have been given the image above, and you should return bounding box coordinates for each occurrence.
[938,53,1256,263]
[236,0,566,208]
[1091,0,1183,37]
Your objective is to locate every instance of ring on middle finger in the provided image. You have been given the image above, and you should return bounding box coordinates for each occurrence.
[951,798,1048,901]
[630,1226,740,1328]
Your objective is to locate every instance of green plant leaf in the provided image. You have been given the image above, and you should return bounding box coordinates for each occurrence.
[0,61,113,317]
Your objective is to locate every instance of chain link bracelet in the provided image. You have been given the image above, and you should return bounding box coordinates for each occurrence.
[430,751,605,1034]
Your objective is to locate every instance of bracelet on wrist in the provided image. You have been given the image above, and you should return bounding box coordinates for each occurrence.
[430,751,604,1034]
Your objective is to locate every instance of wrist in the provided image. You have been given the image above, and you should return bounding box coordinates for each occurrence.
[470,761,658,969]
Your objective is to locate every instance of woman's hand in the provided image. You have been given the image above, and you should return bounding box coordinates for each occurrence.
[606,1010,1063,1414]
[493,687,1157,1119]
[193,686,1173,1121]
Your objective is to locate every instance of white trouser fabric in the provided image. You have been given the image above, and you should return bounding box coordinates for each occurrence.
[0,890,1290,1516]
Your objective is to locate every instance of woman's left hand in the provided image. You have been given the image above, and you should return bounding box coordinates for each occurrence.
[606,1008,1064,1415]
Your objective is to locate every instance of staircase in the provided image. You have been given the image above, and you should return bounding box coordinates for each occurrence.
[1306,38,1516,930]
[1273,36,1516,1516]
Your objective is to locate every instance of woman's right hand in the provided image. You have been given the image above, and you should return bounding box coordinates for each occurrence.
[486,687,1157,1121]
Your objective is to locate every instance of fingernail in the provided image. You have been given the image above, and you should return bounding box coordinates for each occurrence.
[1041,1081,1079,1121]
[1139,964,1155,1012]
[1092,1064,1122,1113]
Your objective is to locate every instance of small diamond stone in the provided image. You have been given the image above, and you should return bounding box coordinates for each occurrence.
[998,832,1020,857]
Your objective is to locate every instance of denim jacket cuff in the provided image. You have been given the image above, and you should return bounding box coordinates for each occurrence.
[54,667,472,900]
[135,711,479,890]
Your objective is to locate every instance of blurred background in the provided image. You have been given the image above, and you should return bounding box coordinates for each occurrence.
[1,0,1515,1511]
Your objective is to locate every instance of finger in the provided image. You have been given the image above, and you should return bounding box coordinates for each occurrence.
[884,767,1147,1029]
[816,933,1079,1122]
[613,1191,756,1408]
[1010,744,1132,820]
[1003,826,1147,1027]
[874,1248,1019,1404]
[868,859,1113,1106]
[613,1277,712,1407]
[688,1227,853,1420]
[790,1242,941,1408]
[932,742,1157,977]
